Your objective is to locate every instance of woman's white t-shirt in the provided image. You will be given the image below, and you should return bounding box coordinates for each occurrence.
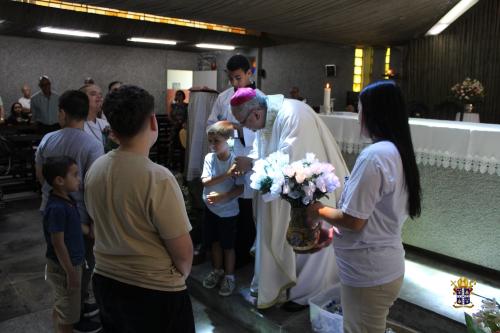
[334,141,409,287]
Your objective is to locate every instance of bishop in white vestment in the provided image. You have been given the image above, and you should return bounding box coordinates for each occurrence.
[230,88,350,309]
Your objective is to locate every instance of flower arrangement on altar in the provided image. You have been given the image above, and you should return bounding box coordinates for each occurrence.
[464,297,500,333]
[451,78,485,104]
[250,152,340,207]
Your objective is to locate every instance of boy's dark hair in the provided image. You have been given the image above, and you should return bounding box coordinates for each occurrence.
[58,90,89,121]
[226,54,251,73]
[207,121,233,139]
[103,85,154,138]
[42,156,77,186]
[108,81,122,91]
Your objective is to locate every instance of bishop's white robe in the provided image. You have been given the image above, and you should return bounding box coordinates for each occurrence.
[251,95,350,309]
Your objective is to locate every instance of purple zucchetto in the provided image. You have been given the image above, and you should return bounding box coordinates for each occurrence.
[230,87,256,106]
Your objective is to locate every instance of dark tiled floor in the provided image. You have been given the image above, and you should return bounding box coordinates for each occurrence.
[1,197,499,333]
[0,198,248,332]
[0,198,47,322]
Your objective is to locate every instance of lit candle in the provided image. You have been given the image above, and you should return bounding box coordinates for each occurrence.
[323,83,331,113]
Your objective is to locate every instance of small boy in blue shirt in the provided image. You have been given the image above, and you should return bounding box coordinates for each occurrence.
[42,156,85,333]
[201,121,243,296]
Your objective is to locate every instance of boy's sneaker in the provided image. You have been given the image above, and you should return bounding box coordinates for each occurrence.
[219,276,235,296]
[203,270,224,289]
[82,302,100,318]
[73,319,102,333]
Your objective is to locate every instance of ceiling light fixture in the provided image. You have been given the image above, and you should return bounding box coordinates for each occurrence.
[0,20,5,24]
[39,26,100,38]
[426,0,480,35]
[195,43,235,50]
[127,37,177,45]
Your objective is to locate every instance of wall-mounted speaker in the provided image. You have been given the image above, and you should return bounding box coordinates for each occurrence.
[325,64,336,77]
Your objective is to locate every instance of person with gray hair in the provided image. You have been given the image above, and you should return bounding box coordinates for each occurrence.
[31,75,60,134]
[230,87,350,311]
[229,90,268,117]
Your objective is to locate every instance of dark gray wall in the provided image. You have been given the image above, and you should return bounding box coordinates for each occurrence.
[0,35,199,114]
[402,0,500,124]
[1,35,403,115]
[260,42,354,110]
[205,48,259,92]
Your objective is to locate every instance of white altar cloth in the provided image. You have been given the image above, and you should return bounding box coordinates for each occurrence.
[320,113,500,176]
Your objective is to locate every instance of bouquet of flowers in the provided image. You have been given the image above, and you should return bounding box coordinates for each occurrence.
[250,152,340,207]
[451,78,485,103]
[465,297,500,333]
[250,152,340,251]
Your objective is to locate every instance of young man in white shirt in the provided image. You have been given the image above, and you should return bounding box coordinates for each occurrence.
[80,84,110,147]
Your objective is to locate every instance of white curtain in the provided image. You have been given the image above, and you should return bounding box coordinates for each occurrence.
[185,90,219,181]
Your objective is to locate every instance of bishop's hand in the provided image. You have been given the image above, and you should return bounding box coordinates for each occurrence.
[233,156,253,175]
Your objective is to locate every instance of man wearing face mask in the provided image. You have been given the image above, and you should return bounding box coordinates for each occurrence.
[206,55,259,276]
[31,75,60,134]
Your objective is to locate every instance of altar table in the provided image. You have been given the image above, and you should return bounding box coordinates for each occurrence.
[320,113,500,271]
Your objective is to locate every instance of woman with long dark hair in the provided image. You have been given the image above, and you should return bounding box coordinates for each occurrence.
[7,102,31,125]
[306,80,421,332]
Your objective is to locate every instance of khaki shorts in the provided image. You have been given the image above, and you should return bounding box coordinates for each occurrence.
[341,275,404,333]
[46,259,82,325]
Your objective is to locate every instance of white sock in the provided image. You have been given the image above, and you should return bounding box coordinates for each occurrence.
[225,274,235,281]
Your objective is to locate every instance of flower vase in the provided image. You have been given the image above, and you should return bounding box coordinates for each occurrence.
[464,104,474,113]
[286,207,320,253]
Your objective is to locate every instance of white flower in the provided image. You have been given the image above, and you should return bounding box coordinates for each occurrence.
[295,170,306,184]
[303,164,315,178]
[269,175,284,195]
[250,174,268,190]
[252,159,268,175]
[251,152,340,207]
[310,162,323,175]
[315,175,327,192]
[283,165,295,178]
[305,153,317,163]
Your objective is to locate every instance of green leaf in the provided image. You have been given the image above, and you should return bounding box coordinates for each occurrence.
[464,313,485,333]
